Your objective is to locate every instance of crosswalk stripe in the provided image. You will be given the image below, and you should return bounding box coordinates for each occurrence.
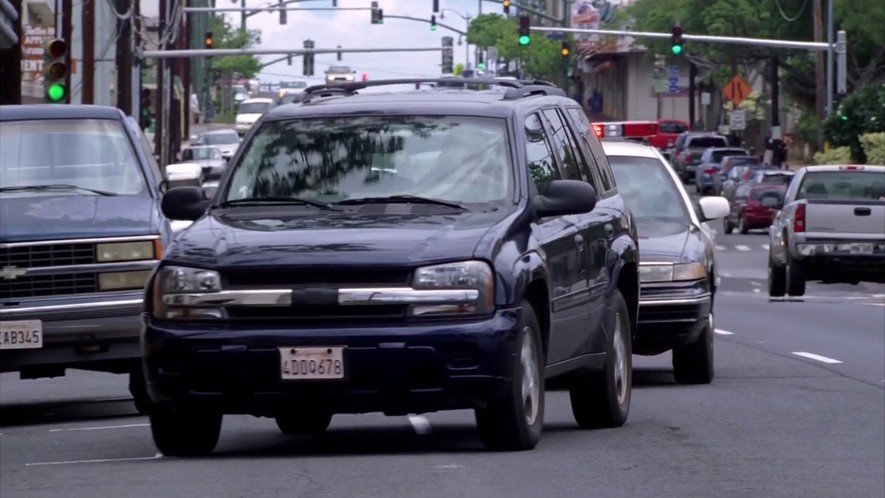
[762,244,770,250]
[715,245,727,251]
[735,245,751,251]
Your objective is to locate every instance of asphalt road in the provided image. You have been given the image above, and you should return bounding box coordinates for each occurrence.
[2,191,883,497]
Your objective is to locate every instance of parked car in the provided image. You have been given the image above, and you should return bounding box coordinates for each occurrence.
[145,78,640,456]
[601,139,729,384]
[179,145,227,181]
[723,182,787,234]
[671,132,729,183]
[325,65,356,84]
[693,147,750,195]
[768,164,885,297]
[192,129,240,160]
[235,98,275,136]
[0,104,200,413]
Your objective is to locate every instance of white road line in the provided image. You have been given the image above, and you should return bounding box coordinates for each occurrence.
[26,454,164,467]
[792,352,843,364]
[862,302,885,308]
[735,245,752,251]
[49,423,149,433]
[714,329,734,335]
[433,464,464,469]
[715,245,727,251]
[408,415,432,435]
[762,243,770,250]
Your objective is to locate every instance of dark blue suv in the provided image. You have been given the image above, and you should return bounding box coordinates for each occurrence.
[143,79,640,456]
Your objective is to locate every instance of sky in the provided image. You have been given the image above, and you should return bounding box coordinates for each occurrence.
[144,0,499,83]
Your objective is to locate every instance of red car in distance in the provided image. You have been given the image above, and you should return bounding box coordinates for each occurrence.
[724,183,788,234]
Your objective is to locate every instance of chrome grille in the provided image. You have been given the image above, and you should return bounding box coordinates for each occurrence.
[0,242,96,268]
[0,273,98,299]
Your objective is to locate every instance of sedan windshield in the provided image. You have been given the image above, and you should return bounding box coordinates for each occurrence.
[224,116,514,205]
[202,132,239,145]
[0,119,147,195]
[607,155,690,223]
[238,102,272,114]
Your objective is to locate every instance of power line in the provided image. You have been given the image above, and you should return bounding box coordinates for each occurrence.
[774,0,809,22]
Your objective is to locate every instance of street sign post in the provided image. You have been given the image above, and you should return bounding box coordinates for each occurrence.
[729,110,746,131]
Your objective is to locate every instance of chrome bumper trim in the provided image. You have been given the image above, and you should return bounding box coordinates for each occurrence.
[0,298,143,315]
[639,294,712,307]
[161,287,480,307]
[163,289,292,307]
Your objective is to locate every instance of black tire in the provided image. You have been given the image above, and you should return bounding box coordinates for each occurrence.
[275,412,333,436]
[672,313,715,384]
[768,255,787,297]
[738,214,749,234]
[785,251,806,296]
[149,405,223,457]
[475,300,545,451]
[569,289,632,429]
[129,367,152,415]
[723,216,734,234]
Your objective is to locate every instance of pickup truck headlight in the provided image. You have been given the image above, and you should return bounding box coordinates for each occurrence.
[97,240,160,262]
[410,260,494,316]
[151,265,225,319]
[639,262,706,283]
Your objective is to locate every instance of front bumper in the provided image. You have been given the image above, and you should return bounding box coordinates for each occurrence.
[634,280,712,355]
[141,308,521,416]
[0,291,144,373]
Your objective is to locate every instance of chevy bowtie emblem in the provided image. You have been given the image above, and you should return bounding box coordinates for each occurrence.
[0,265,28,280]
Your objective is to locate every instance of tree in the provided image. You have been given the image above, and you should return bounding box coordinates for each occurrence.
[453,63,465,76]
[822,83,885,162]
[626,0,885,110]
[467,13,565,83]
[208,16,262,79]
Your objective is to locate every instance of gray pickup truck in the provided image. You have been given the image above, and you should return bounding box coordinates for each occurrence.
[767,164,885,297]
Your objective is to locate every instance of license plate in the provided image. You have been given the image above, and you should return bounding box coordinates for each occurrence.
[280,347,344,380]
[0,320,43,350]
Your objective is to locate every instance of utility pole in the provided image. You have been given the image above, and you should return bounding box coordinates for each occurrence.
[771,57,780,139]
[812,0,826,127]
[0,0,22,105]
[62,0,72,100]
[688,62,696,129]
[825,0,834,116]
[115,0,133,114]
[156,0,167,165]
[81,0,95,103]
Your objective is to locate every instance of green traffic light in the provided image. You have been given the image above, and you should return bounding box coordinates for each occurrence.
[519,35,530,45]
[840,114,848,121]
[47,83,66,102]
[477,63,485,69]
[431,25,436,31]
[672,45,683,55]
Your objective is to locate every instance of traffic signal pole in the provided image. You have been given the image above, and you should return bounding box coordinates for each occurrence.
[139,46,448,59]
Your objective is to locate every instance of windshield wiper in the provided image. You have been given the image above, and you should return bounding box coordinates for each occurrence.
[217,196,337,210]
[335,195,466,210]
[0,184,118,196]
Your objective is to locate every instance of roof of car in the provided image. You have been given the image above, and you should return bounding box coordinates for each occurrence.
[241,97,274,104]
[0,104,125,122]
[799,164,885,173]
[600,139,661,159]
[200,128,238,135]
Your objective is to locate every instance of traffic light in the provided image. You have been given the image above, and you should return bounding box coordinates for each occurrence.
[303,39,314,76]
[336,45,342,62]
[503,0,511,14]
[43,38,67,103]
[561,41,570,58]
[433,0,439,13]
[518,16,530,46]
[671,24,683,55]
[140,88,153,130]
[370,1,383,24]
[430,15,436,31]
[441,36,454,74]
[204,31,213,49]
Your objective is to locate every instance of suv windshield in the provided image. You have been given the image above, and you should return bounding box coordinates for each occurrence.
[607,155,690,224]
[224,116,514,205]
[0,119,147,195]
[238,102,272,114]
[201,132,239,145]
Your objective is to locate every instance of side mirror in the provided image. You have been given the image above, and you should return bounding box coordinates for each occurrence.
[164,162,203,189]
[697,196,730,221]
[162,186,210,221]
[533,179,598,218]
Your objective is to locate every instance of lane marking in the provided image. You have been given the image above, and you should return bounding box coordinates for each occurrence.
[792,352,843,364]
[26,454,164,467]
[762,243,770,250]
[434,464,463,469]
[715,245,727,251]
[49,423,149,433]
[862,302,885,307]
[714,329,734,335]
[408,415,432,435]
[735,245,751,251]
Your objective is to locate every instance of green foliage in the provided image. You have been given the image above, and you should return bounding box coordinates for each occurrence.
[859,133,885,164]
[822,84,885,163]
[627,0,885,110]
[467,13,566,83]
[813,146,851,165]
[208,16,262,79]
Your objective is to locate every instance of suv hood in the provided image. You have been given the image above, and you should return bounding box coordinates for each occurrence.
[0,195,157,243]
[167,209,505,268]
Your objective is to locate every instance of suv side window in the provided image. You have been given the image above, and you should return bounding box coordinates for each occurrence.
[126,116,164,187]
[541,108,585,182]
[559,106,605,192]
[580,132,616,193]
[565,105,591,134]
[524,113,560,195]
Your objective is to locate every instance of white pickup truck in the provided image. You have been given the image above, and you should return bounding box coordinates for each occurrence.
[767,164,885,297]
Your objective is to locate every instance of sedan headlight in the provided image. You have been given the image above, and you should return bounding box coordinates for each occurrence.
[151,265,224,319]
[97,241,159,262]
[410,260,494,316]
[639,262,706,283]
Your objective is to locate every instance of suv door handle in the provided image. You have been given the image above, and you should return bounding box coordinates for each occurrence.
[574,234,584,251]
[604,224,614,238]
[854,207,871,216]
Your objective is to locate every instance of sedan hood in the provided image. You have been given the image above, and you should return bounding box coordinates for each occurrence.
[167,209,503,269]
[0,195,157,243]
[635,219,692,263]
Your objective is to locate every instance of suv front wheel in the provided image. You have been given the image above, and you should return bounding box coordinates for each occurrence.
[475,300,545,451]
[150,405,223,457]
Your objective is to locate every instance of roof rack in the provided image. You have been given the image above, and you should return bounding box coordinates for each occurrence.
[301,77,565,103]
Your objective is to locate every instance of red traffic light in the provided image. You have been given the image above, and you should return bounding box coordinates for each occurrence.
[519,16,530,30]
[672,24,683,37]
[45,39,67,58]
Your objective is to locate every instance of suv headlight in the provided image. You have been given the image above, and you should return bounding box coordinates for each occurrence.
[410,260,494,316]
[151,265,225,319]
[639,262,706,283]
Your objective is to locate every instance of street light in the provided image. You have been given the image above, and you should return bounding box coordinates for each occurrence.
[43,38,67,103]
[519,16,530,46]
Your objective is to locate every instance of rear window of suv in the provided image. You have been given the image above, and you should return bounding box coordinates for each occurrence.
[688,136,728,148]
